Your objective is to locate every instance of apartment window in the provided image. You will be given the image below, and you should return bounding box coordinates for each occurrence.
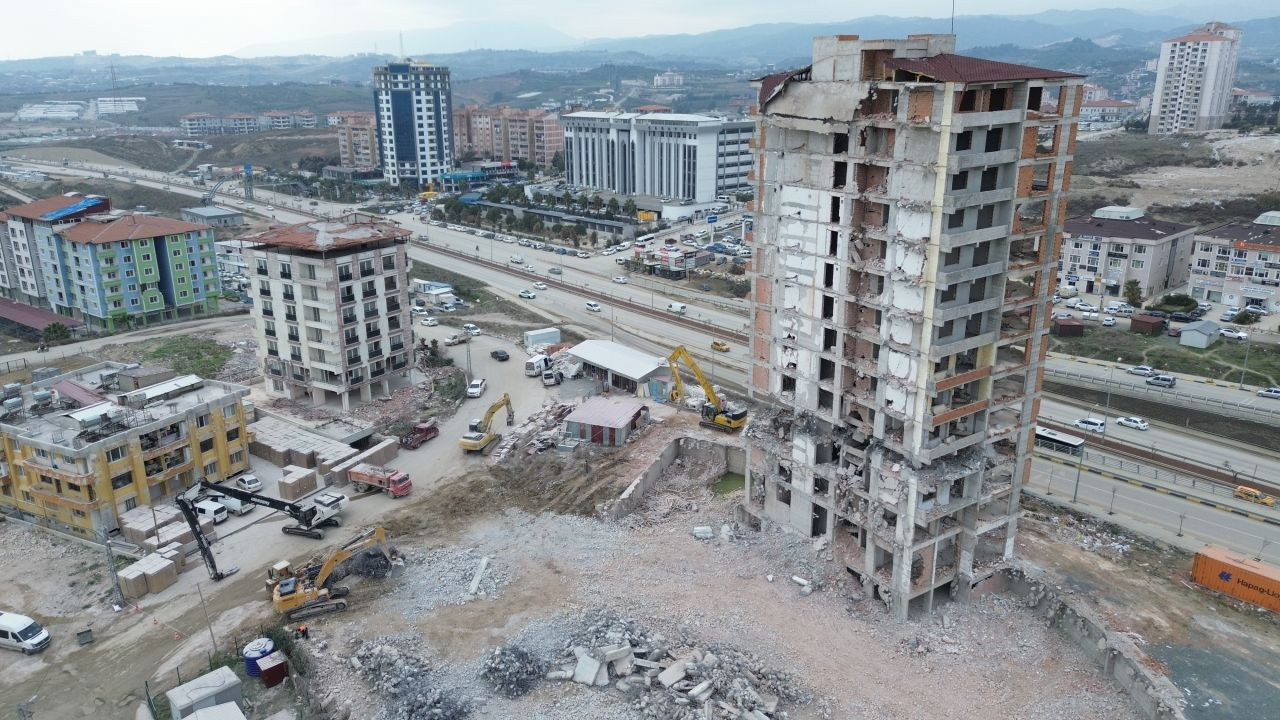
[951,172,968,191]
[382,255,396,271]
[230,451,244,465]
[947,210,966,229]
[984,128,1003,153]
[107,446,128,462]
[955,131,973,151]
[197,413,211,428]
[1131,260,1145,269]
[199,438,214,453]
[226,428,240,442]
[980,167,998,192]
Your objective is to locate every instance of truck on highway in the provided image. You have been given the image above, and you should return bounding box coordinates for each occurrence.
[348,464,413,498]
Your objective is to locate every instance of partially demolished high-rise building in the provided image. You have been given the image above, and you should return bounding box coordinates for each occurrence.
[746,35,1082,620]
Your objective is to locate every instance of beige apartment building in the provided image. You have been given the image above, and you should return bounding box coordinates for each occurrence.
[336,113,379,169]
[1060,207,1196,299]
[1187,211,1280,313]
[453,106,565,168]
[1149,22,1242,134]
[245,215,412,410]
[748,34,1082,619]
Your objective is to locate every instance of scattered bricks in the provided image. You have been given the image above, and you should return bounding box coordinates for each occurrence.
[658,661,688,687]
[572,653,604,685]
[633,658,661,669]
[593,660,610,687]
[791,575,810,587]
[691,526,714,540]
[613,656,634,677]
[689,679,715,702]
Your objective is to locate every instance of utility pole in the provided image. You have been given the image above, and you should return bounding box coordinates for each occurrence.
[1239,337,1252,389]
[100,532,124,607]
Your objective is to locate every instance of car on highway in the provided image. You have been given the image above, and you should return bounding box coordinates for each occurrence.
[612,276,628,284]
[1116,416,1149,431]
[1074,418,1106,433]
[420,317,438,327]
[1258,387,1280,400]
[1234,486,1276,507]
[549,267,562,275]
[266,206,275,212]
[711,340,730,352]
[518,290,536,299]
[466,378,487,398]
[1145,374,1176,388]
[523,264,535,272]
[510,255,525,264]
[1219,327,1249,341]
[490,350,510,362]
[1126,365,1157,377]
[585,301,602,312]
[462,323,482,336]
[532,281,547,290]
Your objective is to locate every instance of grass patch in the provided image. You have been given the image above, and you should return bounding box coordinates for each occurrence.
[712,472,745,495]
[1074,132,1219,177]
[409,262,546,325]
[1051,327,1280,386]
[686,275,751,299]
[146,337,233,378]
[15,178,195,217]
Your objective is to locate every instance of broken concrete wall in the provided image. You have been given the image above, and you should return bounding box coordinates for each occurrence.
[601,437,746,520]
[989,565,1186,720]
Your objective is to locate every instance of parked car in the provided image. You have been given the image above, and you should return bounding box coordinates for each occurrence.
[711,340,730,352]
[466,378,487,398]
[1169,312,1195,322]
[576,251,591,258]
[490,350,510,361]
[462,323,482,336]
[1101,316,1117,326]
[1127,365,1156,376]
[612,276,628,284]
[519,290,536,299]
[1051,312,1074,320]
[235,474,263,492]
[420,317,439,327]
[1219,327,1249,341]
[0,611,50,654]
[1074,418,1106,433]
[1244,305,1270,316]
[1257,387,1280,400]
[1116,416,1149,431]
[1074,302,1097,313]
[1144,309,1169,319]
[444,334,466,346]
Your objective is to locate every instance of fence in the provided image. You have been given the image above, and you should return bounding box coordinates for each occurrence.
[1044,367,1280,423]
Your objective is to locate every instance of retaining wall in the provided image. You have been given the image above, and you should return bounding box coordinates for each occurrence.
[601,436,746,520]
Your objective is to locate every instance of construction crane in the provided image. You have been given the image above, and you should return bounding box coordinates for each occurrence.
[667,345,748,432]
[174,489,238,581]
[458,393,515,453]
[199,480,348,540]
[267,526,404,621]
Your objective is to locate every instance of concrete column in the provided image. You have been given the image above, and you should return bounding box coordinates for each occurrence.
[360,383,372,402]
[380,378,390,395]
[341,390,352,412]
[312,388,327,406]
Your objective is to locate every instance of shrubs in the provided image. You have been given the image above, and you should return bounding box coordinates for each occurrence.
[1145,293,1197,313]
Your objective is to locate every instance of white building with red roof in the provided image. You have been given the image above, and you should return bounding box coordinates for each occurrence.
[1149,21,1242,134]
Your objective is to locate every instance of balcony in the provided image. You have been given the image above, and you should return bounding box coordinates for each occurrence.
[389,341,404,352]
[282,291,296,302]
[344,334,359,346]
[267,348,279,357]
[366,328,381,339]
[362,288,377,299]
[20,456,92,481]
[256,266,268,276]
[287,333,300,343]
[369,347,384,359]
[264,327,276,337]
[258,286,271,297]
[262,307,274,317]
[340,292,356,305]
[285,313,298,323]
[280,270,293,281]
[348,375,364,385]
[390,356,409,371]
[342,313,357,325]
[290,353,303,363]
[371,365,386,378]
[339,271,353,282]
[360,266,375,278]
[388,317,401,331]
[386,300,401,313]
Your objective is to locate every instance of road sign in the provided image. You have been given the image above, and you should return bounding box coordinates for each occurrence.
[707,215,718,224]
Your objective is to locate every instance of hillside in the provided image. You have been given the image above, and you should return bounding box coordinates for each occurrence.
[14,128,340,173]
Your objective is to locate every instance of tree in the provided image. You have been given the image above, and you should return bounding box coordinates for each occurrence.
[42,322,71,345]
[589,195,604,212]
[622,198,637,217]
[561,191,573,207]
[606,198,620,217]
[485,207,503,227]
[431,208,446,221]
[486,185,507,203]
[551,150,565,172]
[1122,279,1143,307]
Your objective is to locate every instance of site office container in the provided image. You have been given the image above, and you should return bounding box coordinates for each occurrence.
[1191,545,1280,613]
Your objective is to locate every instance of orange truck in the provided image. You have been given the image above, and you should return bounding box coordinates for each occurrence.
[348,464,412,498]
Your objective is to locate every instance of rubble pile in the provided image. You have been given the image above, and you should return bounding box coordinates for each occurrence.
[399,546,512,616]
[628,454,728,527]
[216,339,262,384]
[1045,513,1133,558]
[479,644,544,698]
[491,401,575,461]
[544,612,808,719]
[352,638,472,720]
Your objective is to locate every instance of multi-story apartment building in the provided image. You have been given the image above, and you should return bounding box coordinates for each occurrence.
[1149,22,1242,134]
[454,106,565,169]
[653,71,684,88]
[373,59,454,189]
[337,114,379,169]
[1187,210,1280,312]
[179,113,222,137]
[52,213,218,330]
[749,35,1082,620]
[562,112,754,203]
[245,215,412,410]
[1061,207,1196,299]
[1,193,111,308]
[0,362,251,538]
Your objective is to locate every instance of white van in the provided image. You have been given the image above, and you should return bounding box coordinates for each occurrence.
[1058,285,1079,299]
[667,302,688,315]
[213,494,253,516]
[0,611,50,654]
[524,354,551,377]
[195,499,228,524]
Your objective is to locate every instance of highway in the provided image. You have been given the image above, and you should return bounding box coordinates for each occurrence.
[1046,353,1279,408]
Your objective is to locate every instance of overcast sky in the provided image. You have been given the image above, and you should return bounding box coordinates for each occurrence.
[3,0,1270,58]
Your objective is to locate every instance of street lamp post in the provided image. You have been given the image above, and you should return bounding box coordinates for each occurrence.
[1102,357,1119,437]
[1239,337,1252,389]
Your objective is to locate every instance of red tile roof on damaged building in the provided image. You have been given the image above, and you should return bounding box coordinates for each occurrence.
[61,214,208,244]
[243,215,411,252]
[884,54,1084,83]
[4,192,110,220]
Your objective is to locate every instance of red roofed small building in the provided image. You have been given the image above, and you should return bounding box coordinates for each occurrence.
[242,215,412,409]
[1149,21,1242,134]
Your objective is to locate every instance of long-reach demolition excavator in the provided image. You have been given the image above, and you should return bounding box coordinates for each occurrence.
[175,488,238,581]
[266,526,404,621]
[199,479,348,539]
[666,345,748,432]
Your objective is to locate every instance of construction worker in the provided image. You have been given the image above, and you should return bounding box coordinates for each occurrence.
[293,624,309,640]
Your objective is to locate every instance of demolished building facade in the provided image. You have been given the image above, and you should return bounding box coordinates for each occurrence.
[746,35,1082,619]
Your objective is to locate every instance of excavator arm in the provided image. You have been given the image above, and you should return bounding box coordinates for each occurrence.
[312,527,400,589]
[666,346,721,409]
[478,393,515,434]
[174,494,237,581]
[199,479,316,527]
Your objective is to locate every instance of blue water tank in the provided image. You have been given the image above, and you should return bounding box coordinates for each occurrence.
[242,637,276,677]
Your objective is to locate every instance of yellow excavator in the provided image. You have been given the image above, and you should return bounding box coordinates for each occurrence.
[267,526,404,621]
[418,181,439,202]
[458,393,515,453]
[667,345,748,432]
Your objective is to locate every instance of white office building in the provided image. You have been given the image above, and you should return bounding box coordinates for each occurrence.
[373,59,454,188]
[562,112,753,203]
[1149,22,1242,134]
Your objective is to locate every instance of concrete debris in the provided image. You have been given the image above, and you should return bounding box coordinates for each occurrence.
[542,610,809,719]
[692,526,715,541]
[491,401,575,461]
[352,637,472,720]
[479,644,544,698]
[467,556,490,596]
[400,545,512,614]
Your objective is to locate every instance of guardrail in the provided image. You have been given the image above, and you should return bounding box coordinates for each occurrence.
[1043,367,1280,423]
[415,241,750,344]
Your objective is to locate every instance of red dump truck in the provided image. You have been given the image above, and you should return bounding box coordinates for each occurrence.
[399,421,439,449]
[348,464,413,498]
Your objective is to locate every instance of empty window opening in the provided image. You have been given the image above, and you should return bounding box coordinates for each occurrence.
[989,88,1009,111]
[984,128,1004,152]
[958,89,978,112]
[830,196,842,223]
[818,388,834,411]
[832,161,847,189]
[778,464,792,481]
[947,210,966,230]
[777,483,792,506]
[823,327,838,352]
[821,294,835,320]
[956,131,973,152]
[940,284,957,303]
[1032,163,1051,192]
[823,263,835,289]
[951,172,968,191]
[811,505,829,537]
[977,205,996,230]
[819,358,835,382]
[781,375,796,393]
[980,167,999,192]
[1026,86,1043,111]
[829,230,840,257]
[833,132,849,154]
[944,248,962,267]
